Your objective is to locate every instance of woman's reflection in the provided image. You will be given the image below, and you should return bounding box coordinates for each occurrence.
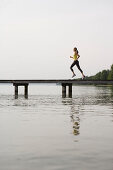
[70,105,80,136]
[62,98,80,136]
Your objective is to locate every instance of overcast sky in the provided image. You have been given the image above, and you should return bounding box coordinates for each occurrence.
[0,0,113,79]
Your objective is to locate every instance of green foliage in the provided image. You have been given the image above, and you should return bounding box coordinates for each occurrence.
[108,64,113,80]
[85,64,113,80]
[100,70,110,80]
[94,72,101,80]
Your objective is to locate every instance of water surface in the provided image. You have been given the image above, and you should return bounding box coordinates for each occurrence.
[0,84,113,170]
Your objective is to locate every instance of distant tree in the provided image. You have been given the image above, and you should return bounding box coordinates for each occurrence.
[81,64,113,80]
[100,70,109,80]
[108,64,113,80]
[85,76,93,80]
[94,72,101,80]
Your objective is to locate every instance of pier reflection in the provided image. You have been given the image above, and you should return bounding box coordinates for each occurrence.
[62,86,113,137]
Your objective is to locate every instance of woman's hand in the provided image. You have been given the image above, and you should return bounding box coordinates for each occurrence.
[70,56,73,58]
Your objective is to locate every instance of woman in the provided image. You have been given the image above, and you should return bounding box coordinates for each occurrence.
[70,47,85,78]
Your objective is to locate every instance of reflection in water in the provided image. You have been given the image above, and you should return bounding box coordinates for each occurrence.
[70,100,80,136]
[70,110,80,136]
[62,86,113,136]
[110,86,113,98]
[0,85,113,170]
[62,99,81,136]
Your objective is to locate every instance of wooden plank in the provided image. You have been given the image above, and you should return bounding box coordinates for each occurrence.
[0,80,113,85]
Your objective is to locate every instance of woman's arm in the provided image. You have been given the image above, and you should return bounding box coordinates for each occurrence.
[77,54,80,59]
[70,56,74,59]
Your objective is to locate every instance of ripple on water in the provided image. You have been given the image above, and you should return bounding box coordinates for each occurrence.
[0,85,113,170]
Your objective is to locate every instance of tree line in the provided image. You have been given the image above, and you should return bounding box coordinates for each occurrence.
[85,64,113,80]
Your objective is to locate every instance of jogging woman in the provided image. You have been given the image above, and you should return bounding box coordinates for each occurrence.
[70,47,85,78]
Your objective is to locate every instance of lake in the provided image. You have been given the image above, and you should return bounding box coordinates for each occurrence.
[0,84,113,170]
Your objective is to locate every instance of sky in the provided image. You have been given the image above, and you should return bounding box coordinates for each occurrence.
[0,0,113,79]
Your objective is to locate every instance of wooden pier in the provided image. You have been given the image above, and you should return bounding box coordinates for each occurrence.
[0,80,113,99]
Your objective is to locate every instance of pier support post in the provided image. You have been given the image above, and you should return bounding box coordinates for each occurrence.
[68,83,72,98]
[24,84,28,99]
[13,83,29,99]
[62,83,72,98]
[15,85,18,99]
[62,83,66,98]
